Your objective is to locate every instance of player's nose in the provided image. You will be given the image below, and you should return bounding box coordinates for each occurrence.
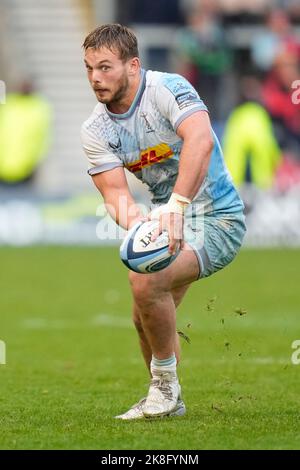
[91,69,103,84]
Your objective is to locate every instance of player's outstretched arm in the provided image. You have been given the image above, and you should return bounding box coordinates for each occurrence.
[92,167,144,230]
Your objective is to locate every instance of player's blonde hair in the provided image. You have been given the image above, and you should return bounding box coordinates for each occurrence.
[82,24,139,62]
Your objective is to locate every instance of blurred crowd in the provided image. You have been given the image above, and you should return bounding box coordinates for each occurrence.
[120,0,300,192]
[0,0,299,194]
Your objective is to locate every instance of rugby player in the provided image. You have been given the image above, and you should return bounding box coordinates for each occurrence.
[81,24,246,419]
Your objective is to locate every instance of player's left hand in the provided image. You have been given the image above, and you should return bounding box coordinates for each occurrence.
[149,209,184,255]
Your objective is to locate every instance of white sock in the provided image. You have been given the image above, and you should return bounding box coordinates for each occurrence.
[150,354,177,376]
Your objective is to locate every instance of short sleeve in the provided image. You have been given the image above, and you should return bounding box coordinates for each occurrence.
[155,74,208,131]
[81,124,123,176]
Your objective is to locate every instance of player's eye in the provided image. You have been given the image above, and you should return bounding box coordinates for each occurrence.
[101,66,110,71]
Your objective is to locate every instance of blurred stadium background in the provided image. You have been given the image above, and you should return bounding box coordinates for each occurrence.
[0,0,300,450]
[0,0,299,245]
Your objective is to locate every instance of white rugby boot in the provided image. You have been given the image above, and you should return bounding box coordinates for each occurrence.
[142,370,181,418]
[115,396,186,420]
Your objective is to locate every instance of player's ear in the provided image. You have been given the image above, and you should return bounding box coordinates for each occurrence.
[128,57,140,75]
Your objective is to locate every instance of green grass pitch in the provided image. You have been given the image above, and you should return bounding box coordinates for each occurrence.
[0,247,299,449]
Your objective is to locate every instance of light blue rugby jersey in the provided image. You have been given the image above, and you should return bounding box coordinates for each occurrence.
[81,69,244,215]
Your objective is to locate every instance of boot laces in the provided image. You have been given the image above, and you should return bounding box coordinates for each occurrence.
[150,375,174,401]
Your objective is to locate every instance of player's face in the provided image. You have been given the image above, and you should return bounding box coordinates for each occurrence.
[84,47,131,105]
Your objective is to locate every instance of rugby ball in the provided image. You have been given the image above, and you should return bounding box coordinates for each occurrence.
[120,220,179,274]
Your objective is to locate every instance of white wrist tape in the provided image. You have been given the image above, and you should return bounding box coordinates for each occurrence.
[167,193,191,215]
[149,193,191,220]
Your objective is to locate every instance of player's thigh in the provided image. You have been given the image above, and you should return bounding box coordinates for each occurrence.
[167,243,200,289]
[128,243,200,297]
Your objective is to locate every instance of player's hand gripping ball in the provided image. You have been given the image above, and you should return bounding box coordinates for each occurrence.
[120,220,180,273]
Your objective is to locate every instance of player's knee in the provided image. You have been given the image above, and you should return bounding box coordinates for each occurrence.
[129,272,166,304]
[131,279,154,304]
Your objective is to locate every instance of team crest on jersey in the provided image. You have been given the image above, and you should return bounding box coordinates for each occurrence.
[126,143,174,173]
[140,112,155,133]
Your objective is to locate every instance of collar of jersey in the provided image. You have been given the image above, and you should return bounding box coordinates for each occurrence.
[105,69,146,120]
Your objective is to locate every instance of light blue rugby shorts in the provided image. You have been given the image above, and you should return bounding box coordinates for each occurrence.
[183,211,246,279]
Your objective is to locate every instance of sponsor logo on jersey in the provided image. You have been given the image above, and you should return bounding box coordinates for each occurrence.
[126,143,174,173]
[175,92,200,109]
[172,81,190,95]
[108,137,121,150]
